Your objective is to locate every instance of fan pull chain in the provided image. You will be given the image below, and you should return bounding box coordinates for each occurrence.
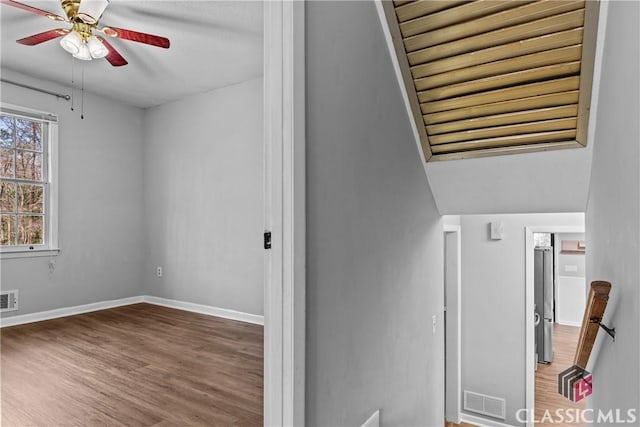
[70,57,75,112]
[81,65,85,120]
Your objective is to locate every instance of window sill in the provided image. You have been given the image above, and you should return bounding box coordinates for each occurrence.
[0,249,61,260]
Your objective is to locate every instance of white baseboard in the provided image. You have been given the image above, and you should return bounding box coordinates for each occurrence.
[0,296,144,328]
[143,296,264,325]
[460,413,515,427]
[0,295,264,328]
[556,320,582,327]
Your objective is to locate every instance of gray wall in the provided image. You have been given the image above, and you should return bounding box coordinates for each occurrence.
[458,213,584,426]
[0,70,145,317]
[557,232,586,278]
[585,0,640,421]
[306,2,444,425]
[555,232,586,326]
[1,73,263,319]
[142,78,264,316]
[425,147,594,215]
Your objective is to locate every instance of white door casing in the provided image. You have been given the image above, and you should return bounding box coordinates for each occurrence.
[263,1,306,426]
[444,225,462,424]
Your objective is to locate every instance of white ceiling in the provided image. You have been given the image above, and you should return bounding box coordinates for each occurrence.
[0,0,263,108]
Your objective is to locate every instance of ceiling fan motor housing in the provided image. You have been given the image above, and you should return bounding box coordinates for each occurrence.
[61,0,81,21]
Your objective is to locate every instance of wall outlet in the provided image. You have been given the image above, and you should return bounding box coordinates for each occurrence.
[156,266,163,277]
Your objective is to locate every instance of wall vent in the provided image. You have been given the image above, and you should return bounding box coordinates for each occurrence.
[0,290,19,312]
[463,390,506,420]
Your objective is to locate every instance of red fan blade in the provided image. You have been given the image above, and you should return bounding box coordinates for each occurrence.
[101,26,170,49]
[97,37,128,67]
[17,28,69,46]
[0,0,65,21]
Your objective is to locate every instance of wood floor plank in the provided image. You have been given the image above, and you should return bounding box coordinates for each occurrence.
[1,303,263,427]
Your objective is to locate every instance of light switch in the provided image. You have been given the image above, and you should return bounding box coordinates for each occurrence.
[565,265,578,272]
[490,222,504,240]
[432,315,437,334]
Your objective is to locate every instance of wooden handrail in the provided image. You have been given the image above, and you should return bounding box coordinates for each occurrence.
[574,281,612,369]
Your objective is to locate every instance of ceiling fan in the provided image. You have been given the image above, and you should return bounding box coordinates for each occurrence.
[0,0,170,66]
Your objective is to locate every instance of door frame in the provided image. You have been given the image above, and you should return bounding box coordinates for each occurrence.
[524,225,584,427]
[443,224,462,424]
[264,2,306,426]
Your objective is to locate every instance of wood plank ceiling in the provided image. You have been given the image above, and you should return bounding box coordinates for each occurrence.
[382,0,600,161]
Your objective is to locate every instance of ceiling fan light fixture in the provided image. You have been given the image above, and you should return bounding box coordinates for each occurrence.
[60,30,82,54]
[87,36,108,59]
[73,42,92,61]
[77,0,109,24]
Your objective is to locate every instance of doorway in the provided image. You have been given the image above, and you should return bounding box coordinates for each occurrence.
[525,226,586,427]
[444,225,462,424]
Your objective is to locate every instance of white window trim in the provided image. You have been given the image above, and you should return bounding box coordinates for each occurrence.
[0,103,59,259]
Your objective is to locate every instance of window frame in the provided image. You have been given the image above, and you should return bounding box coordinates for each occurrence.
[0,103,59,259]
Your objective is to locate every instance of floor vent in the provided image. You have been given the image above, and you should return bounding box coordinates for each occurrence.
[463,390,506,420]
[0,290,19,312]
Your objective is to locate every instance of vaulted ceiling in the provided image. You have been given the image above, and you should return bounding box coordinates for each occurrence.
[0,1,263,108]
[378,0,608,214]
[381,0,599,161]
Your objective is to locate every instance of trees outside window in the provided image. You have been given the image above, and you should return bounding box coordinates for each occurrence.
[0,111,50,248]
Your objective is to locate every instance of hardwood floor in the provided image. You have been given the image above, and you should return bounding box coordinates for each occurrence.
[535,323,585,426]
[1,303,263,426]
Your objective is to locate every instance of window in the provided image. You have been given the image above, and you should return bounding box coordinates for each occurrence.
[0,105,58,257]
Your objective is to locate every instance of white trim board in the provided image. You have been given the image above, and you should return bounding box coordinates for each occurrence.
[443,224,462,424]
[556,320,582,327]
[263,1,306,425]
[460,413,515,427]
[144,296,264,325]
[0,296,264,328]
[361,410,380,427]
[0,296,144,328]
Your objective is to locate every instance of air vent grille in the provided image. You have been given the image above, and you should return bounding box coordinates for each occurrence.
[383,0,600,160]
[464,390,506,420]
[0,290,19,312]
